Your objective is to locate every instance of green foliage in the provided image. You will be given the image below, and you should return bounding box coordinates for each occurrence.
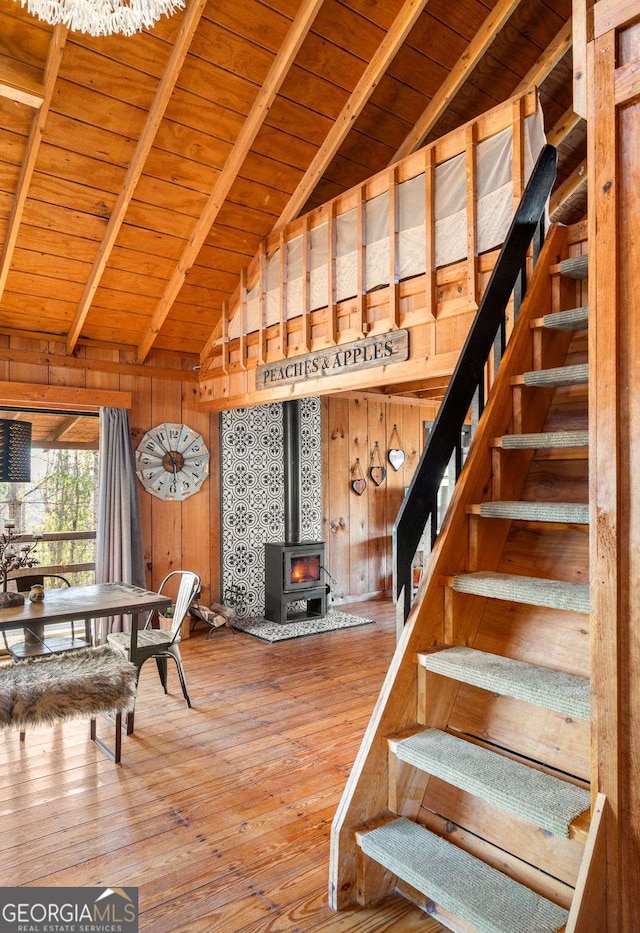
[0,449,98,585]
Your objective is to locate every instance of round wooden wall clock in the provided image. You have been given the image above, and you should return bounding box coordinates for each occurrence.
[135,423,209,501]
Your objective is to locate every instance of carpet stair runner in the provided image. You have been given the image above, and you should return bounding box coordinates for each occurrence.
[496,430,589,450]
[392,728,589,837]
[541,306,588,330]
[558,254,589,279]
[348,245,593,929]
[473,501,589,523]
[359,817,569,933]
[450,571,590,613]
[521,362,588,388]
[418,646,591,720]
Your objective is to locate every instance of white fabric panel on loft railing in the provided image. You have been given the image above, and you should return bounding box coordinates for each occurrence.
[365,190,390,293]
[286,234,304,318]
[335,208,357,301]
[309,222,328,312]
[228,103,546,337]
[397,173,425,281]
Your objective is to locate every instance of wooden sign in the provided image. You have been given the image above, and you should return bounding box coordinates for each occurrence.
[256,330,409,390]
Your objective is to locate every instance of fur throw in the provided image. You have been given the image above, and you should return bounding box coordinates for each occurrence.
[0,646,137,730]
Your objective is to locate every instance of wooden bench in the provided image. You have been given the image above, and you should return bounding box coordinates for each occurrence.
[0,645,137,763]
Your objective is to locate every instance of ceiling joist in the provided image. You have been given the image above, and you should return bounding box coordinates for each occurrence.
[392,0,524,163]
[135,0,326,365]
[0,25,67,302]
[275,0,432,230]
[65,0,209,356]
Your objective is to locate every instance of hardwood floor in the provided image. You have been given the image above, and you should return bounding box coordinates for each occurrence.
[0,598,440,932]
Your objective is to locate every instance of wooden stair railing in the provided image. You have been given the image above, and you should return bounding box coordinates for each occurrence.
[394,143,557,622]
[329,222,604,932]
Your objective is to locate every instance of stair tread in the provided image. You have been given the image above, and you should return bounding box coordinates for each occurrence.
[559,255,588,279]
[451,570,589,613]
[542,306,588,331]
[359,817,569,933]
[523,363,588,388]
[477,500,589,524]
[419,646,590,720]
[395,729,589,837]
[499,430,589,450]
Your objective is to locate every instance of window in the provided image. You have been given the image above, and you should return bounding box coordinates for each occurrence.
[0,409,99,588]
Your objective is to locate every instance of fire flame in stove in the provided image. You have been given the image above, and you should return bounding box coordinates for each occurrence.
[290,555,321,585]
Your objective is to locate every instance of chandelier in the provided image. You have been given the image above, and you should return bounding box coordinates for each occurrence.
[15,0,185,37]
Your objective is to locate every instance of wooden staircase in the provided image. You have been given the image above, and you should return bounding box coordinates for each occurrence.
[329,224,605,932]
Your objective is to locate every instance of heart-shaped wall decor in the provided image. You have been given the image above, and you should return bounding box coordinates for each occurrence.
[369,465,386,486]
[351,478,366,496]
[388,449,405,471]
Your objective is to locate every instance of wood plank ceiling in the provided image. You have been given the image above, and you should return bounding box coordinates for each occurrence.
[0,0,582,367]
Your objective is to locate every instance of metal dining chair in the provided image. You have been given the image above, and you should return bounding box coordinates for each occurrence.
[106,570,200,708]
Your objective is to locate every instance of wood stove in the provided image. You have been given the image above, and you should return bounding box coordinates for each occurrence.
[264,400,327,624]
[265,541,326,624]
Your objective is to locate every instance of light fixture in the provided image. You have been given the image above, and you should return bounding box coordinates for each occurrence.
[0,420,32,483]
[15,0,185,37]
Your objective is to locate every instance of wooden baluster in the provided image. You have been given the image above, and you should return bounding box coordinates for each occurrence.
[258,241,266,366]
[424,145,437,359]
[356,188,366,336]
[327,201,337,344]
[302,215,310,353]
[389,167,400,328]
[465,122,478,309]
[220,300,229,375]
[279,230,287,360]
[239,268,247,371]
[512,95,526,323]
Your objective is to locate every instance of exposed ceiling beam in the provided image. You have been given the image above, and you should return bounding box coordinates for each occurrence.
[0,57,45,107]
[392,0,524,163]
[65,0,208,355]
[547,106,583,146]
[550,157,587,217]
[0,25,67,302]
[513,19,573,95]
[49,415,83,441]
[275,0,432,229]
[136,0,326,365]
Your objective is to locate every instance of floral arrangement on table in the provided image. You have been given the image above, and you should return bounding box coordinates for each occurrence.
[0,520,41,608]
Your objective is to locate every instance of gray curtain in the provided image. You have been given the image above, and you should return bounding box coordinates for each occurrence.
[95,408,145,638]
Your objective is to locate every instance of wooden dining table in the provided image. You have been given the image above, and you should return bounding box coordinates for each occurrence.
[0,581,172,733]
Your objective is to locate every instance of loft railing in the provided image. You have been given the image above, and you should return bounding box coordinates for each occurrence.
[201,92,541,374]
[394,144,557,621]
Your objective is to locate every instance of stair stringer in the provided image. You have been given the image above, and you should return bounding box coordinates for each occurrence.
[329,222,574,910]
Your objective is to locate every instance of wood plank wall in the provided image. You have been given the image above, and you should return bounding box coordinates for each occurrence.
[0,335,221,610]
[590,4,640,928]
[322,394,438,602]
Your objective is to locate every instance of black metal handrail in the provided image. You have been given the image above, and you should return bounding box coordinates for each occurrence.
[394,144,557,620]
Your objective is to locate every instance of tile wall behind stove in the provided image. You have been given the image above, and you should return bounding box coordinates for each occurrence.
[220,398,322,618]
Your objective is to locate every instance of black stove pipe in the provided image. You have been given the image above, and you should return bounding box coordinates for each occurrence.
[283,400,302,544]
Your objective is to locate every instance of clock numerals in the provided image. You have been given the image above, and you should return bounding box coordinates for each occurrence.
[136,423,209,501]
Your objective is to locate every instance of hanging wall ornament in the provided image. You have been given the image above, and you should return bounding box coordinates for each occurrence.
[388,424,405,471]
[369,441,387,486]
[351,458,367,496]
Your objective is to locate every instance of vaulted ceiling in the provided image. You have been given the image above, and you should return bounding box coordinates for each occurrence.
[0,0,584,365]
